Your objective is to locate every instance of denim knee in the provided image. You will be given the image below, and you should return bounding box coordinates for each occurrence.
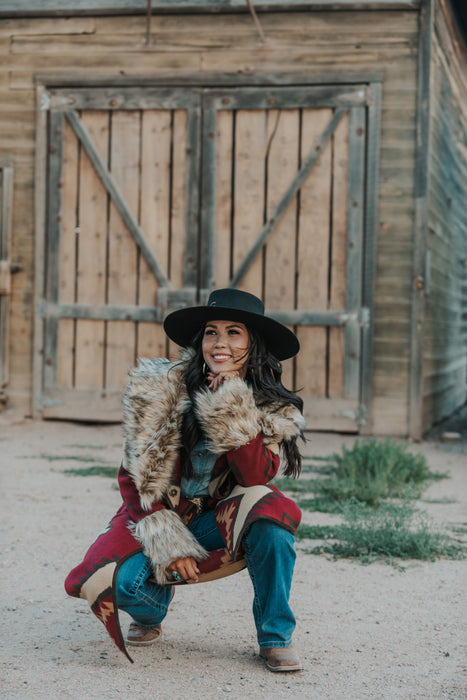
[115,554,151,605]
[244,519,296,554]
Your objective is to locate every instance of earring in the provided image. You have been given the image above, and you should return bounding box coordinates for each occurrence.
[203,362,207,375]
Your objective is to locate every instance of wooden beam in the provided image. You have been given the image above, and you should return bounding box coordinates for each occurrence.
[0,166,14,398]
[33,85,49,416]
[0,1,422,19]
[408,0,433,440]
[43,111,63,391]
[40,73,384,89]
[39,301,165,322]
[359,81,382,436]
[344,106,365,401]
[39,301,370,327]
[269,309,367,326]
[65,110,172,290]
[230,108,347,288]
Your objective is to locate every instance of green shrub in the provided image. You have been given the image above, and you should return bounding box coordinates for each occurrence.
[310,438,440,507]
[63,465,118,478]
[298,500,465,563]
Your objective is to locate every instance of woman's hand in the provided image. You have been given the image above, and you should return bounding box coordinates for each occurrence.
[167,556,200,582]
[207,370,242,391]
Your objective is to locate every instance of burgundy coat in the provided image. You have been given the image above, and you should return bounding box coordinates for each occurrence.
[65,356,305,661]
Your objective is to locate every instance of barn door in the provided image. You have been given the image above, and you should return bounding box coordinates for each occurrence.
[201,86,378,431]
[38,83,378,429]
[39,89,201,420]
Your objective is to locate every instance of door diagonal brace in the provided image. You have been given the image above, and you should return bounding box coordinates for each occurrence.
[65,110,172,290]
[229,107,348,289]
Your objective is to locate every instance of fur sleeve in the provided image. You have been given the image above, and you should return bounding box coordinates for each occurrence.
[131,509,209,585]
[122,358,189,509]
[194,378,261,454]
[194,378,306,454]
[259,404,306,447]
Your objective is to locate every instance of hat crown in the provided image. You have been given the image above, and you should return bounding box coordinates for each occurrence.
[207,289,265,317]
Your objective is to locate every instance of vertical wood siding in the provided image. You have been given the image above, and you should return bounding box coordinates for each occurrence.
[423,10,467,431]
[0,10,419,433]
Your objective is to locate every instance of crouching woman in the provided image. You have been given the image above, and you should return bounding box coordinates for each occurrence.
[65,288,305,672]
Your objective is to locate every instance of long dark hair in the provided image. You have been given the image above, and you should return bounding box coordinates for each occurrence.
[179,324,304,479]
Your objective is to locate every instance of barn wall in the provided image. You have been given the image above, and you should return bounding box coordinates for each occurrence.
[422,1,467,431]
[0,10,420,434]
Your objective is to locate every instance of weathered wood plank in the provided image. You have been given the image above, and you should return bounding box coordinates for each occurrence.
[105,109,140,388]
[39,301,163,322]
[231,109,266,298]
[328,112,349,398]
[264,108,299,389]
[371,397,407,436]
[56,117,78,389]
[303,397,360,432]
[43,110,63,391]
[213,109,234,289]
[137,109,171,360]
[208,85,372,110]
[0,18,95,35]
[167,108,190,360]
[0,166,13,398]
[408,0,433,440]
[296,108,332,399]
[38,71,385,88]
[47,87,201,111]
[199,96,218,292]
[74,110,108,390]
[359,81,381,434]
[32,84,49,415]
[344,106,365,400]
[184,103,201,288]
[40,301,364,326]
[0,1,422,18]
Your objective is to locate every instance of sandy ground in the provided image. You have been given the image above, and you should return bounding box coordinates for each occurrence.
[1,416,466,699]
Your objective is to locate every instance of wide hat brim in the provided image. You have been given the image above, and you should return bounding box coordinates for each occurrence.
[164,305,300,361]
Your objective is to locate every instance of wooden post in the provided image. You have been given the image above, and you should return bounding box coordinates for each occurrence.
[409,0,433,440]
[0,166,13,406]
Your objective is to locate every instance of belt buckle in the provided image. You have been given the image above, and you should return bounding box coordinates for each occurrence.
[191,496,204,514]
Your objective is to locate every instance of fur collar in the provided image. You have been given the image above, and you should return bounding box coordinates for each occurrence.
[122,356,306,510]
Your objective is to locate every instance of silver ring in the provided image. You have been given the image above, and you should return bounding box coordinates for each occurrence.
[172,571,182,581]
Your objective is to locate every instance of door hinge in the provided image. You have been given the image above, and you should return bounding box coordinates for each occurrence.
[0,260,22,296]
[336,307,370,328]
[333,404,367,426]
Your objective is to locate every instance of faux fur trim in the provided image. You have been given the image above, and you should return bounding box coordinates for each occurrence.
[122,355,306,510]
[195,378,305,454]
[258,404,307,446]
[122,357,189,509]
[194,378,260,454]
[131,509,208,585]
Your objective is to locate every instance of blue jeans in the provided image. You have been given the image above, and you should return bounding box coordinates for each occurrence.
[115,511,297,648]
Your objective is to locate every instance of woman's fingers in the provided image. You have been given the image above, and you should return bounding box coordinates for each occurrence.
[207,370,240,390]
[168,557,200,582]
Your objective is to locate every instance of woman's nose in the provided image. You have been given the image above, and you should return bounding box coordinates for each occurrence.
[214,333,227,347]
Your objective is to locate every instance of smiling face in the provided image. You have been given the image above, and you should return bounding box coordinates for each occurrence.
[201,320,250,378]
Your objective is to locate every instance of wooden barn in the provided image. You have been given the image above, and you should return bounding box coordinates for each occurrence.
[0,0,466,439]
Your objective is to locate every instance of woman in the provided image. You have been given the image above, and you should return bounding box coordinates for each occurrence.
[65,288,306,672]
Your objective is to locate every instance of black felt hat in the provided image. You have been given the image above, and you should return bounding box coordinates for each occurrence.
[163,288,300,361]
